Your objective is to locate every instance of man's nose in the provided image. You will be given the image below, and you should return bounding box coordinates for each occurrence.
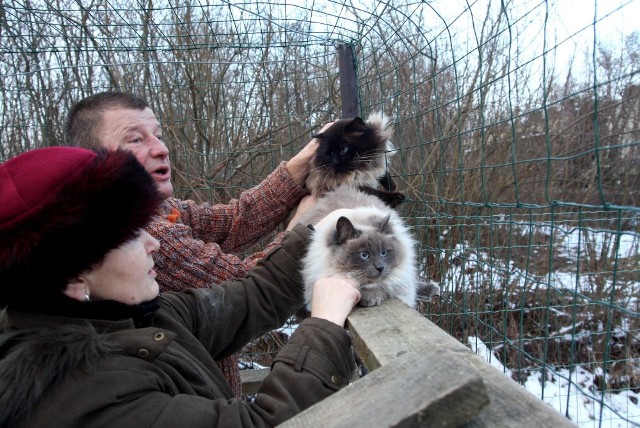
[149,136,169,157]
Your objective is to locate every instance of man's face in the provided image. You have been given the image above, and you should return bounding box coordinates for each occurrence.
[96,107,173,198]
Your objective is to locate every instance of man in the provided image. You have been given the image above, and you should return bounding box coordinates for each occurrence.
[65,91,325,397]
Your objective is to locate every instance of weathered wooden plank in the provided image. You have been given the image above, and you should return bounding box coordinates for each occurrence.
[337,44,359,119]
[347,298,470,371]
[279,348,489,428]
[240,368,270,395]
[347,298,576,427]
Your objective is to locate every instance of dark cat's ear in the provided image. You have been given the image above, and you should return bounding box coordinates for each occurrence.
[377,215,393,233]
[345,117,366,135]
[333,216,360,245]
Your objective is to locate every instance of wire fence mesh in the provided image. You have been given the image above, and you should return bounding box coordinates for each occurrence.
[1,1,638,426]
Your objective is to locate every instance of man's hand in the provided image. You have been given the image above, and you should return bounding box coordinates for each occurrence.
[285,122,334,186]
[285,194,318,231]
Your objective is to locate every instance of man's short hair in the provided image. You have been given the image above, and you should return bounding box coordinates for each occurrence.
[65,91,150,149]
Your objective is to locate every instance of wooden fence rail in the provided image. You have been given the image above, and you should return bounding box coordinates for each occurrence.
[241,298,576,427]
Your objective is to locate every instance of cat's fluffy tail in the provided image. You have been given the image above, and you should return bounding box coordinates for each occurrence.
[417,281,441,302]
[366,112,395,154]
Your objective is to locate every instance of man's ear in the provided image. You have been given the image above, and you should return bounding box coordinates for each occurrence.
[64,276,89,302]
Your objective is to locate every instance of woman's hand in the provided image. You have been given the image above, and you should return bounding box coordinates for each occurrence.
[310,275,361,326]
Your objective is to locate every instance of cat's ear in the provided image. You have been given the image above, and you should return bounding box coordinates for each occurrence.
[378,215,393,233]
[345,117,366,135]
[333,216,360,244]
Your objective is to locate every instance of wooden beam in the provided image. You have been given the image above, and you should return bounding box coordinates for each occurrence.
[347,297,473,371]
[240,368,269,396]
[251,299,575,426]
[346,298,576,427]
[279,348,489,427]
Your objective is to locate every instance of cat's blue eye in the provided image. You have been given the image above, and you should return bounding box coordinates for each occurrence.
[340,146,348,154]
[360,251,370,260]
[380,250,388,257]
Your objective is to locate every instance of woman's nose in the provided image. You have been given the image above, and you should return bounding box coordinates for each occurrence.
[142,230,161,252]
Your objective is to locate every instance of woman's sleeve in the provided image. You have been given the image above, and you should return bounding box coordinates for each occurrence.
[161,223,312,359]
[249,317,356,424]
[41,319,354,428]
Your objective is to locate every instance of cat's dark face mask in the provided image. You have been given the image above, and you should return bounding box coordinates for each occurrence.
[313,117,381,173]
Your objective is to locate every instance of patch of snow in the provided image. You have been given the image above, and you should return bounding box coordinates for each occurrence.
[469,336,640,427]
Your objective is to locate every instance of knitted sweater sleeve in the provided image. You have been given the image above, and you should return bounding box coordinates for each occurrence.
[172,162,304,252]
[147,162,307,290]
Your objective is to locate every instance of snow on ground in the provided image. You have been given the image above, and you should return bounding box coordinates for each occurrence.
[470,336,640,427]
[447,221,639,426]
[460,222,639,427]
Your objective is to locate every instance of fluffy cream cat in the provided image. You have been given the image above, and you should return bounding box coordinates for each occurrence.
[299,185,421,308]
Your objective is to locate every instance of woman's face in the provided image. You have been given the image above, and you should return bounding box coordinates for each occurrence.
[81,229,160,304]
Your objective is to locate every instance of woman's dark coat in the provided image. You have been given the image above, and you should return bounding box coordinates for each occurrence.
[0,224,355,427]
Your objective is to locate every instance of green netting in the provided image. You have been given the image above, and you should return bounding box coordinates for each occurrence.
[1,1,638,425]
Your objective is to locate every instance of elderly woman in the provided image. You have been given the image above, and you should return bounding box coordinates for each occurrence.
[0,147,360,427]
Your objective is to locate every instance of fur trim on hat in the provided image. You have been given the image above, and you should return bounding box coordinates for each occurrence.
[0,148,163,308]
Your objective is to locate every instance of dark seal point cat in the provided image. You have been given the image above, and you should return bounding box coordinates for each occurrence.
[307,112,405,208]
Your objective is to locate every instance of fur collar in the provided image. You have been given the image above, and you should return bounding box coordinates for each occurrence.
[0,321,121,426]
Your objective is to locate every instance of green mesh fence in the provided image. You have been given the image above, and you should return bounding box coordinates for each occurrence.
[1,1,639,425]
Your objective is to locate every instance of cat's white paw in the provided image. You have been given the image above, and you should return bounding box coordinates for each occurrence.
[358,288,388,307]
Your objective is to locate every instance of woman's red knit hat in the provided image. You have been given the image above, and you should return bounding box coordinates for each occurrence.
[0,147,163,308]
